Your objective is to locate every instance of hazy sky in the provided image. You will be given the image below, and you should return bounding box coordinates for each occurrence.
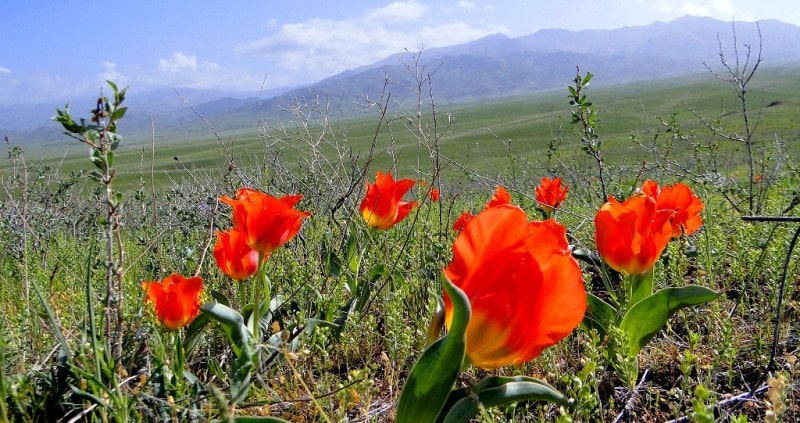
[2,0,799,104]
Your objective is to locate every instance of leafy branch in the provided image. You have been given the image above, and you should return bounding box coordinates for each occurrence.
[569,67,607,202]
[54,80,129,358]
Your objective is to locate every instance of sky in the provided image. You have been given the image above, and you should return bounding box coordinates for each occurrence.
[1,0,799,105]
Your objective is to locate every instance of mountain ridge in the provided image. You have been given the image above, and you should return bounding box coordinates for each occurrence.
[6,15,800,145]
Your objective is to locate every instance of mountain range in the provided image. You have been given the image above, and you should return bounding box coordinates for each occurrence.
[5,15,800,146]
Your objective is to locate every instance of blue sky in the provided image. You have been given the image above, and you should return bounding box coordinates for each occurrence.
[1,0,799,105]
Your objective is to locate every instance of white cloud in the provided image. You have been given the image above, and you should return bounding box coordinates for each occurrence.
[0,66,10,74]
[458,1,476,9]
[677,0,734,17]
[98,61,127,85]
[158,52,198,73]
[420,21,504,45]
[678,0,760,22]
[649,0,678,13]
[637,0,755,23]
[238,18,400,83]
[144,52,258,90]
[636,0,728,16]
[237,1,506,85]
[151,51,259,89]
[365,0,427,22]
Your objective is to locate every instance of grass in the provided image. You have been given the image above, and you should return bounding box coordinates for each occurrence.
[8,65,800,194]
[0,64,799,421]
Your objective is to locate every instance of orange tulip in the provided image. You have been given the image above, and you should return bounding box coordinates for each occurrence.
[213,228,262,280]
[595,194,674,275]
[640,180,703,237]
[452,211,474,232]
[142,273,203,330]
[452,186,513,233]
[443,205,586,369]
[221,188,310,253]
[639,180,660,198]
[359,171,417,230]
[535,177,569,213]
[485,186,511,209]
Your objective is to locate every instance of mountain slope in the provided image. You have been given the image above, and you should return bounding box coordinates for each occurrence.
[231,16,800,125]
[7,16,800,146]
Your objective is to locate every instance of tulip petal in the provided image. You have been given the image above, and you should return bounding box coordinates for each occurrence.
[142,274,203,330]
[359,171,418,230]
[213,229,261,280]
[444,205,586,369]
[595,195,672,275]
[485,186,511,209]
[221,188,310,253]
[535,177,569,212]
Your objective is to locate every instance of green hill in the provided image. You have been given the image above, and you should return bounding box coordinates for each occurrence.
[4,65,799,192]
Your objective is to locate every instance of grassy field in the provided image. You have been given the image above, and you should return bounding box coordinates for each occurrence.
[9,65,800,193]
[1,65,799,421]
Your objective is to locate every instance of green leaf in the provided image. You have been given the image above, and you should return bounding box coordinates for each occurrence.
[628,269,654,307]
[108,191,122,209]
[70,385,110,410]
[209,290,231,306]
[106,80,118,94]
[210,417,292,422]
[471,375,557,395]
[433,388,471,423]
[115,86,128,105]
[32,279,72,362]
[442,377,573,423]
[348,246,363,275]
[346,223,361,274]
[53,105,86,134]
[581,292,618,339]
[567,85,577,97]
[265,294,287,323]
[425,294,445,347]
[619,286,720,357]
[90,150,105,170]
[182,369,200,387]
[200,302,253,360]
[368,263,389,282]
[396,278,470,423]
[200,301,255,405]
[321,238,341,277]
[229,351,254,404]
[331,297,356,340]
[241,302,261,339]
[571,247,602,267]
[183,312,210,357]
[108,132,121,150]
[111,106,127,121]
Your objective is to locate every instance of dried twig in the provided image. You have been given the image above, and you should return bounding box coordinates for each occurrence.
[613,369,649,423]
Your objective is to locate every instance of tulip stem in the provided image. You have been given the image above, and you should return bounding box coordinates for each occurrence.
[628,269,654,307]
[251,252,270,350]
[173,331,186,393]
